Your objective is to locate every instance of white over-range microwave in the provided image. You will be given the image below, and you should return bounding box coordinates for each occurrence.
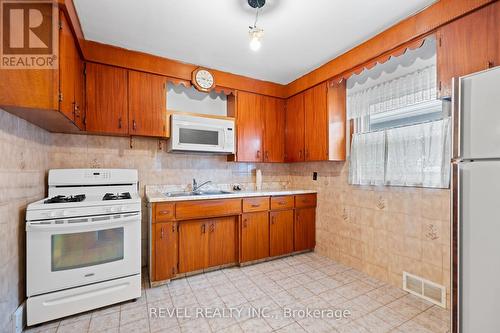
[168,114,235,154]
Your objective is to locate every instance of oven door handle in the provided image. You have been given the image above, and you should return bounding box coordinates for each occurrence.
[26,213,140,232]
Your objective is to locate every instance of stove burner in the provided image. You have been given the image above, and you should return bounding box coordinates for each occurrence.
[44,194,86,204]
[103,192,132,201]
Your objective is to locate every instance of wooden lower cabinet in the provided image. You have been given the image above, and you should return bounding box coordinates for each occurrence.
[208,217,238,267]
[240,212,270,262]
[294,207,316,251]
[178,219,209,273]
[178,217,238,273]
[154,222,177,281]
[270,210,294,257]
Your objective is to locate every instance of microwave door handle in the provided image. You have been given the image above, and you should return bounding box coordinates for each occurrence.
[26,214,139,232]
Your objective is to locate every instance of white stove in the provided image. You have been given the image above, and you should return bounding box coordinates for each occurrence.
[26,169,142,326]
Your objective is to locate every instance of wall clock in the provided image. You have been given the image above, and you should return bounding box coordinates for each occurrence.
[192,68,215,92]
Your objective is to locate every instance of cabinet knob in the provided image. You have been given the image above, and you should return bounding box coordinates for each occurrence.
[256,150,261,159]
[265,151,269,161]
[243,219,247,228]
[118,118,122,129]
[132,120,137,131]
[271,216,275,225]
[487,61,494,69]
[160,227,164,239]
[201,224,206,233]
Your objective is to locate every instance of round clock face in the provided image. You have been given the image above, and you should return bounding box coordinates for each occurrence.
[195,69,214,90]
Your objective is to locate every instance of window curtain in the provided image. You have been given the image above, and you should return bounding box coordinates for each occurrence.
[385,118,451,188]
[349,131,386,186]
[349,118,451,188]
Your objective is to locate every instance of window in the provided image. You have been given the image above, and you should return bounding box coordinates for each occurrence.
[347,37,451,189]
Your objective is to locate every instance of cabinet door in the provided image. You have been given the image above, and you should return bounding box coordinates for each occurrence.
[236,91,263,162]
[241,212,269,262]
[489,2,500,68]
[85,63,129,135]
[285,93,305,162]
[154,222,177,281]
[270,210,294,257]
[74,57,85,130]
[262,96,285,162]
[304,82,328,161]
[294,208,316,251]
[59,12,76,122]
[208,217,237,267]
[178,219,209,273]
[128,71,168,137]
[327,80,346,161]
[437,6,490,98]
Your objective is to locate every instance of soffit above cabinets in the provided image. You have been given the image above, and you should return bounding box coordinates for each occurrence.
[73,0,436,85]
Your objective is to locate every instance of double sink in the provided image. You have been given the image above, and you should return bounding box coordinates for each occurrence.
[164,190,233,197]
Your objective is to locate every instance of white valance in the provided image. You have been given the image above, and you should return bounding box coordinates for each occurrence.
[347,37,437,120]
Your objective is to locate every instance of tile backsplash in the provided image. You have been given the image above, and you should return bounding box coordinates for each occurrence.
[0,107,451,331]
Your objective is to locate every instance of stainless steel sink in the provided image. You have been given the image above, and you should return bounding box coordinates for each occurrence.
[164,190,232,197]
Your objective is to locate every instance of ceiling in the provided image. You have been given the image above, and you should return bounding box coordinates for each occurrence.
[74,0,436,85]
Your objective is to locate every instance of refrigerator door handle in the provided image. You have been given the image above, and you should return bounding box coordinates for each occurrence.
[452,76,462,160]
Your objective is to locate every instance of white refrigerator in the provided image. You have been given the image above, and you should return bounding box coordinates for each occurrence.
[452,66,500,333]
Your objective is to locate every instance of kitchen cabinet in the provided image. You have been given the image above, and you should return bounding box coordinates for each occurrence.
[262,96,286,162]
[154,222,177,281]
[234,91,285,162]
[128,71,169,137]
[304,82,329,161]
[59,12,83,127]
[270,210,294,257]
[85,63,129,135]
[294,207,316,252]
[0,10,84,133]
[240,212,270,262]
[285,93,306,162]
[208,217,238,267]
[149,193,316,282]
[235,91,263,162]
[285,81,345,162]
[178,219,209,273]
[437,3,499,98]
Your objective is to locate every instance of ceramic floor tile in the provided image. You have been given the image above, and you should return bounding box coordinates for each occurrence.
[119,318,149,333]
[275,322,307,333]
[88,312,120,332]
[56,318,90,333]
[239,317,273,333]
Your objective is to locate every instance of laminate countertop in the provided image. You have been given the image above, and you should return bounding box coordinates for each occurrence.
[146,189,317,203]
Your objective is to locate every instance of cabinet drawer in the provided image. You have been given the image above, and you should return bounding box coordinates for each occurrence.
[270,196,294,210]
[154,203,175,222]
[295,194,317,208]
[242,197,270,212]
[176,199,241,220]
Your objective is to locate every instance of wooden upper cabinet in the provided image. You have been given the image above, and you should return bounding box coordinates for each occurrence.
[154,222,177,281]
[262,96,285,162]
[128,71,168,138]
[437,4,496,98]
[85,63,129,135]
[490,2,500,67]
[327,80,346,161]
[240,212,269,262]
[285,93,305,162]
[304,82,328,161]
[236,91,263,162]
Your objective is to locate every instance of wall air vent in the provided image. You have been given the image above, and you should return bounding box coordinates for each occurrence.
[403,271,446,308]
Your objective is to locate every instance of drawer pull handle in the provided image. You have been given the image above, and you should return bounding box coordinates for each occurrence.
[278,202,286,205]
[159,210,170,215]
[251,204,260,208]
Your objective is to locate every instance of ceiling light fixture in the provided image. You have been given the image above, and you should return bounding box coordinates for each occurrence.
[248,0,265,51]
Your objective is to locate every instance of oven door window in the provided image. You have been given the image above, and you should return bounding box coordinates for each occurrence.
[51,227,124,271]
[179,128,219,146]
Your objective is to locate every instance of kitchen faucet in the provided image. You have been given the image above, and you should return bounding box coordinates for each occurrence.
[192,178,212,192]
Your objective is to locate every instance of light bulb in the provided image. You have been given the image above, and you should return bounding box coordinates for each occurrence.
[248,26,264,52]
[250,37,261,51]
